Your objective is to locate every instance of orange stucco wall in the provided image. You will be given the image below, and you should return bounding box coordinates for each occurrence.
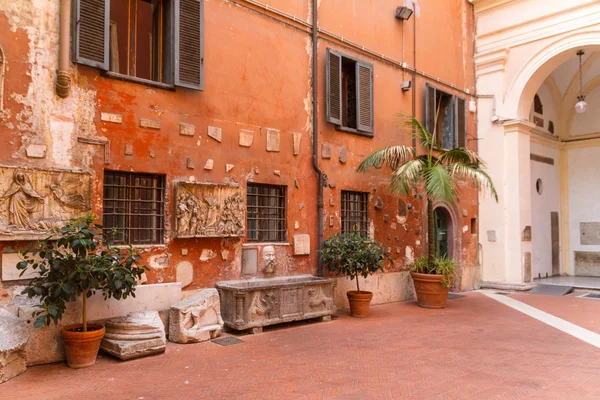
[0,0,478,302]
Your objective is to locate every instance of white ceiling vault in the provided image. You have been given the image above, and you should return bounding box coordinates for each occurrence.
[535,50,600,139]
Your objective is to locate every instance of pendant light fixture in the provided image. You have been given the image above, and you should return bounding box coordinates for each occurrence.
[575,50,588,114]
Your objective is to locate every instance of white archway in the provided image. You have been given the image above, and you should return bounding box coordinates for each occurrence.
[504,30,600,119]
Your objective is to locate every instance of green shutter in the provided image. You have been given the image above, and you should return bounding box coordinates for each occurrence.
[175,0,204,90]
[73,0,110,70]
[425,83,437,135]
[356,60,374,134]
[326,48,342,125]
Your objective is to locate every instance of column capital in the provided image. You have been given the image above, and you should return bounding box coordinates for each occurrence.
[503,119,536,136]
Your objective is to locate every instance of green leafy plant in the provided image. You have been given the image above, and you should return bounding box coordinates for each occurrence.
[320,232,391,293]
[409,255,456,287]
[17,215,148,331]
[358,114,498,267]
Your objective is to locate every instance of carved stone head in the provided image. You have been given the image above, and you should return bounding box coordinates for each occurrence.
[262,246,276,274]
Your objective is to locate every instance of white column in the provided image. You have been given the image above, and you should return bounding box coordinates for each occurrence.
[503,120,535,284]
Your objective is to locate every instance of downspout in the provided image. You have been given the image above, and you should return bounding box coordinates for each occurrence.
[56,0,71,98]
[312,0,324,277]
[411,7,416,149]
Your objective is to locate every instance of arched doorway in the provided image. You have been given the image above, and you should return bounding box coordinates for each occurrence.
[433,207,453,259]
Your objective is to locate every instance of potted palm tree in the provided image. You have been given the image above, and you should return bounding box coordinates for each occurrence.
[320,232,391,317]
[358,115,497,308]
[17,215,148,368]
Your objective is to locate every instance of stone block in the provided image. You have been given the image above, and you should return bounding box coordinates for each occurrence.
[239,129,254,147]
[266,128,280,152]
[0,309,28,383]
[339,146,347,164]
[124,144,133,155]
[100,112,123,123]
[179,123,195,136]
[176,261,194,289]
[186,157,194,169]
[293,132,301,156]
[293,234,310,255]
[100,311,166,361]
[580,222,600,245]
[321,144,331,159]
[226,164,234,173]
[26,144,47,159]
[140,118,161,129]
[208,126,222,142]
[204,159,214,170]
[242,248,258,275]
[574,252,600,277]
[169,289,223,344]
[2,253,40,281]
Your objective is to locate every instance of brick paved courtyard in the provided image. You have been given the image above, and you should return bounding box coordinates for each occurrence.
[4,292,600,400]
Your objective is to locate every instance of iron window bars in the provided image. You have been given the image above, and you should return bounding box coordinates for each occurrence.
[103,170,166,245]
[341,190,369,237]
[246,183,287,242]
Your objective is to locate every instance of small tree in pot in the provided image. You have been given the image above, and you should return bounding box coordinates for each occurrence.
[320,233,390,317]
[358,115,497,308]
[17,215,148,368]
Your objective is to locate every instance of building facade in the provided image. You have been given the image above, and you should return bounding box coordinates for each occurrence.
[0,0,478,330]
[473,0,600,286]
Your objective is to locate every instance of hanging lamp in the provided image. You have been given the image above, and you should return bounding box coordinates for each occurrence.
[575,50,588,114]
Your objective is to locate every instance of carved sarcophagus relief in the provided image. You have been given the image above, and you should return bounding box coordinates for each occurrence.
[174,182,245,238]
[0,167,92,241]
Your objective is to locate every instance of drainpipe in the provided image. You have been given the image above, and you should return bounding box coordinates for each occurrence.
[56,0,71,98]
[312,0,324,277]
[411,5,417,149]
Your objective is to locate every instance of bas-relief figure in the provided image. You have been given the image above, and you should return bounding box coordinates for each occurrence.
[307,286,333,311]
[0,168,91,240]
[169,289,224,344]
[262,246,276,274]
[249,291,279,321]
[175,183,245,238]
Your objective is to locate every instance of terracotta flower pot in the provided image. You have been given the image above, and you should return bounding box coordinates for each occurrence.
[347,291,373,318]
[410,272,449,309]
[61,324,105,369]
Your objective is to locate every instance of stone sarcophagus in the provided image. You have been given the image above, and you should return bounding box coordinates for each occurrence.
[216,275,336,332]
[0,167,91,241]
[174,182,244,238]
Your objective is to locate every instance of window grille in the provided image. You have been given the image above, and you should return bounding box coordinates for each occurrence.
[103,170,166,245]
[246,183,287,242]
[341,191,369,237]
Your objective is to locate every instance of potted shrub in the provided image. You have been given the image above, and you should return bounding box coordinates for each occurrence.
[17,215,147,368]
[320,232,390,317]
[358,115,498,309]
[409,256,456,308]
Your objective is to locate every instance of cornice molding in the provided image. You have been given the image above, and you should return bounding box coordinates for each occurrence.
[475,48,510,77]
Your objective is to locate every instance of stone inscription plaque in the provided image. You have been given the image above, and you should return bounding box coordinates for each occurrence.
[574,251,600,277]
[175,182,245,238]
[0,167,91,241]
[580,222,600,245]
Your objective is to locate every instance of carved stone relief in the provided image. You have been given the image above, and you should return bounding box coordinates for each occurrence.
[262,245,277,274]
[249,291,279,321]
[306,286,333,312]
[174,182,245,238]
[0,167,91,240]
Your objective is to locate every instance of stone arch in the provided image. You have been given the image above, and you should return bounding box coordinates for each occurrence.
[504,30,600,119]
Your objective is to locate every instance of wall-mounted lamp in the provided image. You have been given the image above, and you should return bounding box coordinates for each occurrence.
[401,80,412,92]
[395,6,414,20]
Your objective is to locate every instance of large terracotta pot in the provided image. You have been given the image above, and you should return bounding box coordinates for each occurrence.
[347,291,373,318]
[410,272,449,309]
[61,324,105,369]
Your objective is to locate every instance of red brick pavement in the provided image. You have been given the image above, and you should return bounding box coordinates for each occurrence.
[3,292,600,400]
[511,291,600,334]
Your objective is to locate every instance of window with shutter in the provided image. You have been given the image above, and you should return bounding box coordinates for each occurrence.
[73,0,204,91]
[325,48,374,137]
[73,0,110,70]
[175,0,204,90]
[425,84,465,150]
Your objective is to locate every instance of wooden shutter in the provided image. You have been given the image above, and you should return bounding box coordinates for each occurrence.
[425,83,437,134]
[73,0,110,69]
[175,0,204,90]
[456,97,466,148]
[356,60,374,134]
[326,49,342,125]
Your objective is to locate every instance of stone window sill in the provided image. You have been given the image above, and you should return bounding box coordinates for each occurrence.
[242,242,291,247]
[335,125,374,138]
[103,71,176,91]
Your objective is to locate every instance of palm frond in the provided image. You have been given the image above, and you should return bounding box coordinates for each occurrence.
[357,145,415,173]
[439,147,486,166]
[389,159,426,197]
[424,164,456,204]
[449,163,498,202]
[396,114,440,152]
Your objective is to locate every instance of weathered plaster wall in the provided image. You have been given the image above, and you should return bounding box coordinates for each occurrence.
[0,0,479,322]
